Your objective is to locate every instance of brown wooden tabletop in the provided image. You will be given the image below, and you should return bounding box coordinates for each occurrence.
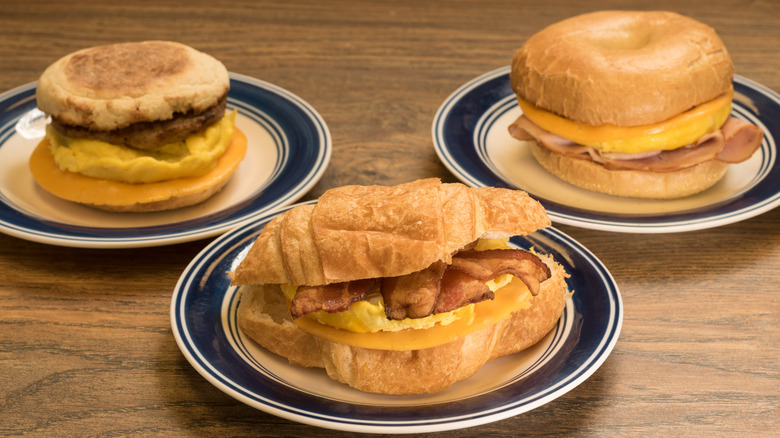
[1,1,778,436]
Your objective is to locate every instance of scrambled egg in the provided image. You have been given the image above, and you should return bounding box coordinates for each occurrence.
[47,111,236,184]
[284,238,517,333]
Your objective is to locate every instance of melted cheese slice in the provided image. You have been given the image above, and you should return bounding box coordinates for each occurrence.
[292,277,533,350]
[517,90,733,154]
[29,128,247,208]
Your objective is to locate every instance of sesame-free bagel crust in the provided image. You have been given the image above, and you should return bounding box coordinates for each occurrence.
[511,11,733,126]
[529,142,729,199]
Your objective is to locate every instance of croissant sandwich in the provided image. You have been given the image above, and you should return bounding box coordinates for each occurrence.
[229,178,570,395]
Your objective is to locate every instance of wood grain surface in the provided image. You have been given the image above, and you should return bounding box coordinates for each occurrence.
[1,1,778,436]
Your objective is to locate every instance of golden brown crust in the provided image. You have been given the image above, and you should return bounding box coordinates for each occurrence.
[511,11,733,126]
[472,186,552,238]
[312,178,447,282]
[237,284,324,368]
[64,41,190,95]
[230,179,551,287]
[236,254,569,394]
[529,142,730,199]
[36,41,230,131]
[489,253,569,359]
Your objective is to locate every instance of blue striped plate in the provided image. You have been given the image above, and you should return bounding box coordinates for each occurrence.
[171,202,622,433]
[0,73,331,247]
[433,67,780,233]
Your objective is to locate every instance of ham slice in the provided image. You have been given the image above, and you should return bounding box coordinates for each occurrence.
[509,115,590,156]
[717,117,763,162]
[600,131,725,172]
[508,115,763,172]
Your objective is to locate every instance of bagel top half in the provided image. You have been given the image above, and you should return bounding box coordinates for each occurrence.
[511,10,733,127]
[36,40,229,134]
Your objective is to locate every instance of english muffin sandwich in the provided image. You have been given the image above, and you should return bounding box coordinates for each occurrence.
[31,41,246,212]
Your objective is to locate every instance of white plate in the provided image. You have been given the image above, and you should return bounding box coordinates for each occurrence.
[0,73,331,247]
[433,67,780,233]
[171,202,622,433]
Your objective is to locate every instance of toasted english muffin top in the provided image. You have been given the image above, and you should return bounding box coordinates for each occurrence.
[36,41,229,131]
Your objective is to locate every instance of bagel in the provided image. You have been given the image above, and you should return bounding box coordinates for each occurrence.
[230,179,570,395]
[32,41,246,212]
[508,11,763,199]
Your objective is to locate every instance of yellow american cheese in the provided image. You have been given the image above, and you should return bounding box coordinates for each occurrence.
[517,91,733,154]
[28,126,247,208]
[293,276,532,350]
[287,238,536,350]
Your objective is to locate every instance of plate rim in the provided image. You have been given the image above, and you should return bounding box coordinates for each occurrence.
[432,66,780,233]
[170,201,623,433]
[0,73,332,248]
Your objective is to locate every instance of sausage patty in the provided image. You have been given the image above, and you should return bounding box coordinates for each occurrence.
[50,94,228,150]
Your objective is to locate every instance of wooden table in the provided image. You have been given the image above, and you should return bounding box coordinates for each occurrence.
[2,1,778,436]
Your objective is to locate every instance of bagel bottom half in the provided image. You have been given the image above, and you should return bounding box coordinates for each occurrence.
[237,253,569,395]
[529,142,730,199]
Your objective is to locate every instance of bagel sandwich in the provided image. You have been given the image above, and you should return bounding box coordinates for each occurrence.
[31,41,247,212]
[229,178,570,395]
[508,11,764,199]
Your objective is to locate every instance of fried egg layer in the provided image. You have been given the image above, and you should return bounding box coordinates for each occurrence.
[517,91,732,154]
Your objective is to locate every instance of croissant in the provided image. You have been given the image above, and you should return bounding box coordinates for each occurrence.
[230,179,569,395]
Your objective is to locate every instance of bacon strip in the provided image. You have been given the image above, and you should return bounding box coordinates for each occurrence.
[288,248,552,320]
[435,268,494,315]
[382,249,551,320]
[290,279,374,318]
[447,249,551,296]
[381,262,447,320]
[508,114,764,172]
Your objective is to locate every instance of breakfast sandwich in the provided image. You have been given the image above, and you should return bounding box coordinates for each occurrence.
[229,178,570,395]
[508,11,763,199]
[31,41,246,212]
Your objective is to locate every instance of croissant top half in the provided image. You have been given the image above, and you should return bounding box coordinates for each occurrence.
[229,178,550,287]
